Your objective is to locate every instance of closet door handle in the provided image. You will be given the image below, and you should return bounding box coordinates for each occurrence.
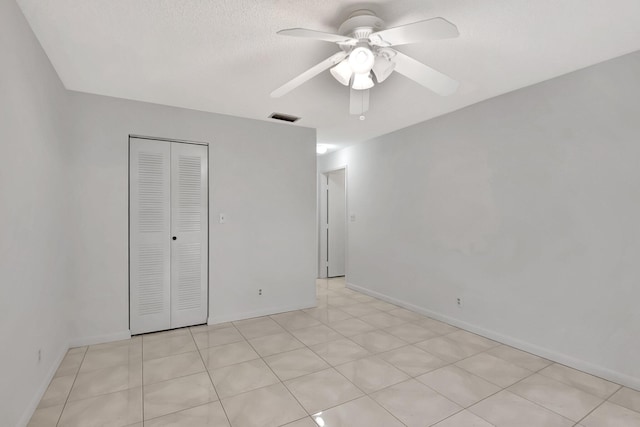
[172,236,177,240]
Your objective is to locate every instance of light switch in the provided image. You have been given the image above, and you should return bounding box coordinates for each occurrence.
[350,214,356,222]
[219,213,226,224]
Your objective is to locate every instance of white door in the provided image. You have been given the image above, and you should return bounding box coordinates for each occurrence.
[130,137,208,335]
[170,142,208,329]
[328,169,346,277]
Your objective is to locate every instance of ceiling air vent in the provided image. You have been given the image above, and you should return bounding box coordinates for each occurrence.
[269,112,300,123]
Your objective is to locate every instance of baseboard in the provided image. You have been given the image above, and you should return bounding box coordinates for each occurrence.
[68,330,132,348]
[17,342,69,427]
[347,281,640,391]
[208,301,317,325]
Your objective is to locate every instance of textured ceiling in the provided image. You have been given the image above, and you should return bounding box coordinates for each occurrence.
[17,0,640,151]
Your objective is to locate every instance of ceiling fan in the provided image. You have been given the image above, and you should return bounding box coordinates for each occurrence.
[270,9,460,117]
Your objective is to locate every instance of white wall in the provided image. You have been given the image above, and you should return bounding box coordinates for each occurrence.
[68,92,318,344]
[0,0,73,425]
[318,51,640,389]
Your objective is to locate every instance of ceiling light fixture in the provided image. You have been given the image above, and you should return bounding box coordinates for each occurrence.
[330,60,353,86]
[316,145,329,154]
[348,47,375,74]
[351,73,374,90]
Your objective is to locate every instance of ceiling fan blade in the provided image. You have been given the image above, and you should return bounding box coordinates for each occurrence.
[271,51,349,98]
[393,50,458,96]
[278,28,358,45]
[350,88,370,115]
[369,17,459,47]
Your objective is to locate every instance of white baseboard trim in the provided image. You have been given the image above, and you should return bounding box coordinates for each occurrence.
[347,282,640,391]
[69,330,131,348]
[208,301,317,325]
[17,342,69,427]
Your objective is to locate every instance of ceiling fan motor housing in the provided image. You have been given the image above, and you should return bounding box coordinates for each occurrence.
[338,9,385,40]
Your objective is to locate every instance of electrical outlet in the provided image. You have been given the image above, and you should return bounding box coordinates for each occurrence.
[258,289,262,296]
[457,297,462,307]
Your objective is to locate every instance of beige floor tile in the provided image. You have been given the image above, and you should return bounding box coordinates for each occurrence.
[143,372,218,420]
[285,368,363,414]
[69,363,142,401]
[89,337,141,352]
[416,318,460,335]
[291,324,343,346]
[327,296,360,307]
[367,300,399,311]
[221,383,306,427]
[581,401,640,427]
[417,365,501,408]
[310,338,370,366]
[340,303,383,317]
[486,345,552,371]
[143,328,191,343]
[271,311,322,331]
[470,390,573,427]
[80,344,142,373]
[211,358,279,399]
[456,352,533,387]
[248,331,305,357]
[432,410,494,427]
[143,350,205,385]
[192,327,245,350]
[387,308,427,323]
[538,364,621,399]
[609,387,640,413]
[200,341,259,370]
[311,396,405,427]
[384,323,439,343]
[144,401,230,427]
[58,387,143,427]
[447,331,499,351]
[233,317,286,339]
[372,379,461,426]
[38,375,75,409]
[303,307,352,324]
[55,349,86,378]
[351,294,377,303]
[350,330,407,353]
[415,335,484,363]
[189,322,233,334]
[378,345,447,377]
[264,348,329,381]
[360,312,407,328]
[27,404,64,427]
[328,318,376,336]
[336,356,409,394]
[281,418,317,427]
[143,333,197,361]
[509,373,603,421]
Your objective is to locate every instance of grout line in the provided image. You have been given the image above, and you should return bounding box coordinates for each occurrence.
[55,346,89,427]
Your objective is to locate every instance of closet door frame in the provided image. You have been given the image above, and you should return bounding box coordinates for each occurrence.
[128,134,210,335]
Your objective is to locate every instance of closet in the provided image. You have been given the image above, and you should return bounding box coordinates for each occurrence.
[129,136,208,335]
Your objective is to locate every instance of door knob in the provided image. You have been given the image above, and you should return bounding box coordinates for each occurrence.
[172,236,177,240]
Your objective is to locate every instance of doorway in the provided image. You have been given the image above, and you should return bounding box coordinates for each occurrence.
[319,168,346,278]
[129,136,209,335]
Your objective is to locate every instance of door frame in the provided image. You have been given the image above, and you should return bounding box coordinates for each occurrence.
[128,134,210,334]
[317,165,348,279]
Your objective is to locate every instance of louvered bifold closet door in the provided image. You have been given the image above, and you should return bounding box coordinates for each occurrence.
[130,138,172,334]
[170,142,208,329]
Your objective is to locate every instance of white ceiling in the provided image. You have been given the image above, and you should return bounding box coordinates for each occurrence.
[17,0,640,151]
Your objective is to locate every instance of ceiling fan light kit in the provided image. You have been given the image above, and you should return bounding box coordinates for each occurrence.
[271,9,460,116]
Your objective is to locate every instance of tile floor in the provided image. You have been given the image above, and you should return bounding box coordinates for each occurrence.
[29,277,640,427]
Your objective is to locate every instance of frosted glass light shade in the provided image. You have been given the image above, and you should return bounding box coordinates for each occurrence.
[352,73,374,90]
[348,47,375,74]
[330,59,353,86]
[372,55,395,83]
